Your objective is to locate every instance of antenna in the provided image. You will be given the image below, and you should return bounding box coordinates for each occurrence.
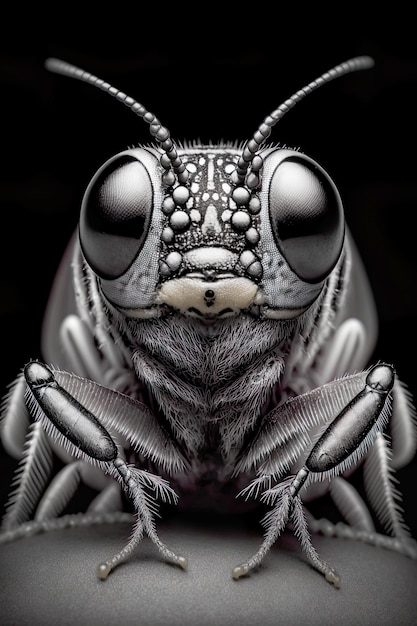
[45,58,189,185]
[234,56,374,186]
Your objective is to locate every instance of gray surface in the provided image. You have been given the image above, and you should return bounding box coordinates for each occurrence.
[0,514,416,625]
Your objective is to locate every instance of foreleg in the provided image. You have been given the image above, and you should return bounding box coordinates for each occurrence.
[235,364,416,584]
[4,361,187,579]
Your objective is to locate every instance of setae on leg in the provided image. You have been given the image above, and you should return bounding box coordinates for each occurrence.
[234,364,398,585]
[23,361,187,579]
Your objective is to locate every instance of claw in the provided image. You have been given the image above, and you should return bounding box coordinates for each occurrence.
[96,545,187,580]
[97,561,113,580]
[325,570,341,588]
[232,564,249,580]
[177,556,188,570]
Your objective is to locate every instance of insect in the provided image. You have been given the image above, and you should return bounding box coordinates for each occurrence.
[1,55,416,587]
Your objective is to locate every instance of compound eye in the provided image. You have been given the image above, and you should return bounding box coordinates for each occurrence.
[269,156,344,283]
[80,154,153,279]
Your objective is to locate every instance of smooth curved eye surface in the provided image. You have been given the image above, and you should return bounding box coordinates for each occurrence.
[269,156,344,283]
[80,154,153,279]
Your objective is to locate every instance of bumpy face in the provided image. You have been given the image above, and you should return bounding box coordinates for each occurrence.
[79,144,345,322]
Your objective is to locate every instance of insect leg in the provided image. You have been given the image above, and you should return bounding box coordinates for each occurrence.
[23,361,187,579]
[34,461,85,521]
[1,421,53,529]
[1,371,32,459]
[97,459,187,580]
[234,364,398,584]
[306,435,417,559]
[232,479,293,581]
[233,473,340,586]
[304,363,394,475]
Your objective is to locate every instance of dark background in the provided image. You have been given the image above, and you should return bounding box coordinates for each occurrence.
[0,15,416,535]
